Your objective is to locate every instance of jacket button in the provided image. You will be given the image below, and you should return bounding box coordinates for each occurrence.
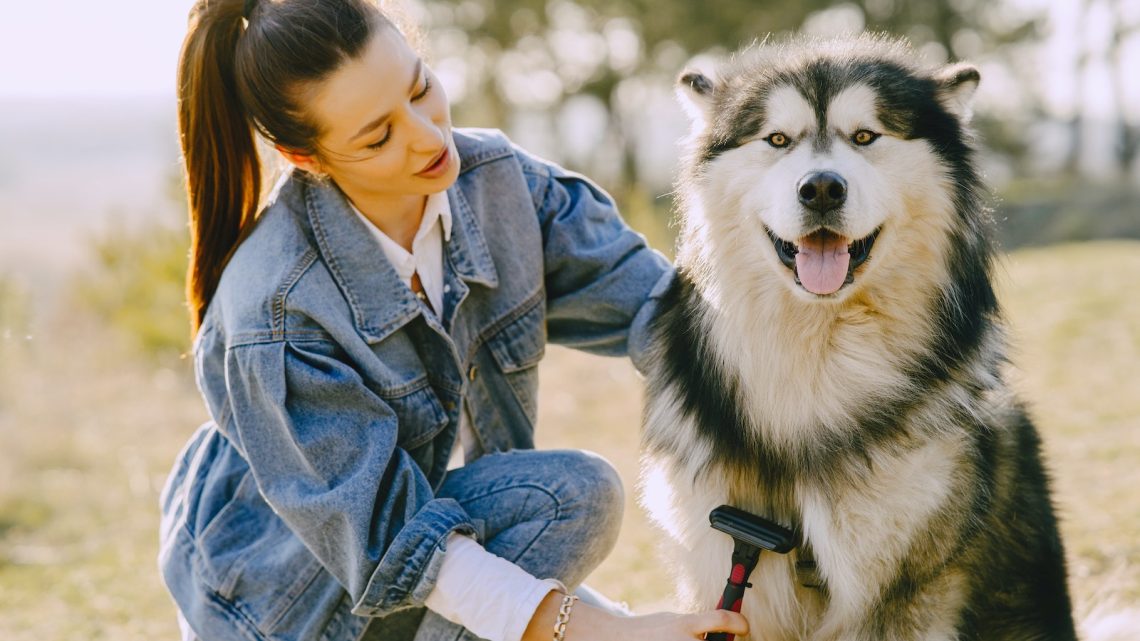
[467,365,478,381]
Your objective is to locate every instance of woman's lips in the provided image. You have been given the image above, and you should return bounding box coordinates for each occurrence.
[416,145,451,177]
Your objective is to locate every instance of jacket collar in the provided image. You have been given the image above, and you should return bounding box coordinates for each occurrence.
[301,170,498,343]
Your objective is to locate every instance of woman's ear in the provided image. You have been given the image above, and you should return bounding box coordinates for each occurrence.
[276,145,324,175]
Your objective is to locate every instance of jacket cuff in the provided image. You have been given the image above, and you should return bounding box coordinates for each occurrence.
[628,267,676,376]
[352,498,477,617]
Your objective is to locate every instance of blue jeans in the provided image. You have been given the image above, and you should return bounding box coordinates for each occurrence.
[360,448,630,641]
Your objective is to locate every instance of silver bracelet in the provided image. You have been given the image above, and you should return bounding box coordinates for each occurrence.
[552,593,579,641]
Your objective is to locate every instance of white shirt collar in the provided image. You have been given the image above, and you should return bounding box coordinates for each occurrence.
[348,191,452,315]
[348,191,452,258]
[432,191,453,243]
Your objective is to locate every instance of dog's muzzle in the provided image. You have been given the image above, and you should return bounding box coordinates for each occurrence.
[766,225,882,296]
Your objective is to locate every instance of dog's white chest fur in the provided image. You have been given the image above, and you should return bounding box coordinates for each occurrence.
[640,431,963,640]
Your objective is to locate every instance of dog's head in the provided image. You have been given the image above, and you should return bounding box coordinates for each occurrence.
[677,36,983,302]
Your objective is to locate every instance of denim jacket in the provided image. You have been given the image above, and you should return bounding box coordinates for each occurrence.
[158,129,673,641]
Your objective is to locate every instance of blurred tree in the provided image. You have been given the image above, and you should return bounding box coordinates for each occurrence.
[0,274,32,359]
[1111,0,1138,177]
[1052,0,1140,181]
[69,172,192,360]
[419,0,1046,195]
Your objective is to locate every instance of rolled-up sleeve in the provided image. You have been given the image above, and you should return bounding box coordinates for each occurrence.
[223,339,476,617]
[521,151,674,374]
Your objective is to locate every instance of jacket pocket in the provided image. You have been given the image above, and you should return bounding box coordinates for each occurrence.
[485,300,546,419]
[486,300,546,373]
[382,379,451,451]
[196,472,325,636]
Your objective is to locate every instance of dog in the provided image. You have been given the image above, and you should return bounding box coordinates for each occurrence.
[637,35,1078,640]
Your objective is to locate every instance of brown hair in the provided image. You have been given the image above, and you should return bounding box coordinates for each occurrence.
[177,0,390,335]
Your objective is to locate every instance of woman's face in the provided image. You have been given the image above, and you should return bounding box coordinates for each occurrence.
[298,25,459,201]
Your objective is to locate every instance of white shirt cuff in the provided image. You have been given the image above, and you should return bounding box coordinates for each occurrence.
[424,532,566,641]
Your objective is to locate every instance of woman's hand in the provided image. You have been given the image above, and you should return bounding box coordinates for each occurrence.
[521,590,750,641]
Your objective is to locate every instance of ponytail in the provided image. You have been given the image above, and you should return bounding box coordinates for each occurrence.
[176,0,391,337]
[178,0,262,336]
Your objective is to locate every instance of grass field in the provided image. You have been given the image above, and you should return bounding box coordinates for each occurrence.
[0,241,1136,639]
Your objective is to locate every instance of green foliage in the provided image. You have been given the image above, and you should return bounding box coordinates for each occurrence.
[996,178,1140,251]
[0,497,51,539]
[617,186,679,260]
[69,214,191,359]
[427,0,1050,193]
[0,275,31,344]
[437,0,1040,104]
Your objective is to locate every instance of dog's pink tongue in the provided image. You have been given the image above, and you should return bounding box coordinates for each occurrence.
[795,230,850,295]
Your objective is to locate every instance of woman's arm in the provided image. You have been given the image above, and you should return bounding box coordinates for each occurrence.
[521,589,750,641]
[426,532,565,641]
[515,147,674,374]
[222,338,476,618]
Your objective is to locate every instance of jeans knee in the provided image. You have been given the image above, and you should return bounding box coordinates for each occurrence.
[556,450,624,558]
[579,450,625,517]
[477,449,627,590]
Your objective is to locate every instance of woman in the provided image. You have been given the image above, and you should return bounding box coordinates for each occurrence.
[158,1,750,640]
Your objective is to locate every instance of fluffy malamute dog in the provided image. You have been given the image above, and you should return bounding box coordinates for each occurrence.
[639,36,1077,640]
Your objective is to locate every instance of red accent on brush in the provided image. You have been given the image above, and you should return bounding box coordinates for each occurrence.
[730,563,746,584]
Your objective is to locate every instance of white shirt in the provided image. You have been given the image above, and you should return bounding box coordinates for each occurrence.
[352,191,452,316]
[349,193,560,641]
[349,194,481,467]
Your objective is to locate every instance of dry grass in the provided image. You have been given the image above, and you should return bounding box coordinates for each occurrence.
[998,242,1140,611]
[0,241,1136,639]
[0,317,203,640]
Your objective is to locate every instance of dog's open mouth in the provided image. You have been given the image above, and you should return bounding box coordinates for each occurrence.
[766,226,882,296]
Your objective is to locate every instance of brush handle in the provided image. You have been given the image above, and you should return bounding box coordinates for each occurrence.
[705,506,797,641]
[705,561,750,641]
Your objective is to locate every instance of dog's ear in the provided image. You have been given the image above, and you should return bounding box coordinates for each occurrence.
[934,62,980,122]
[676,66,719,132]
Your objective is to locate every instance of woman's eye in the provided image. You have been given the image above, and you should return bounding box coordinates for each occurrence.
[766,132,790,148]
[365,74,431,151]
[367,128,392,150]
[413,76,432,101]
[852,129,880,146]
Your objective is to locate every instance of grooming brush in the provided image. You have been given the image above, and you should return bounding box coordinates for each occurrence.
[705,505,796,641]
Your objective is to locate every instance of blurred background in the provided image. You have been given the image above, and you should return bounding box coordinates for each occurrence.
[0,0,1137,638]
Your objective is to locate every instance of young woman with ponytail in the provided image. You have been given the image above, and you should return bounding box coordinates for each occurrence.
[159,1,749,640]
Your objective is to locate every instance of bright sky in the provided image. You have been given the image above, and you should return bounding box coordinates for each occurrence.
[0,1,196,98]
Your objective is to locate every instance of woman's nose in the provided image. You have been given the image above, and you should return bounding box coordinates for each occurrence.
[407,104,445,152]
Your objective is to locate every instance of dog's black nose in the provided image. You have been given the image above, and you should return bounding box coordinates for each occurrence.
[797,171,847,213]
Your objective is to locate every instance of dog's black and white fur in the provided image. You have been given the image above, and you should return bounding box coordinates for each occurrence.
[638,36,1077,640]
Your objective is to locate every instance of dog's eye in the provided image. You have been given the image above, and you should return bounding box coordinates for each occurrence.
[765,133,790,148]
[852,130,881,146]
